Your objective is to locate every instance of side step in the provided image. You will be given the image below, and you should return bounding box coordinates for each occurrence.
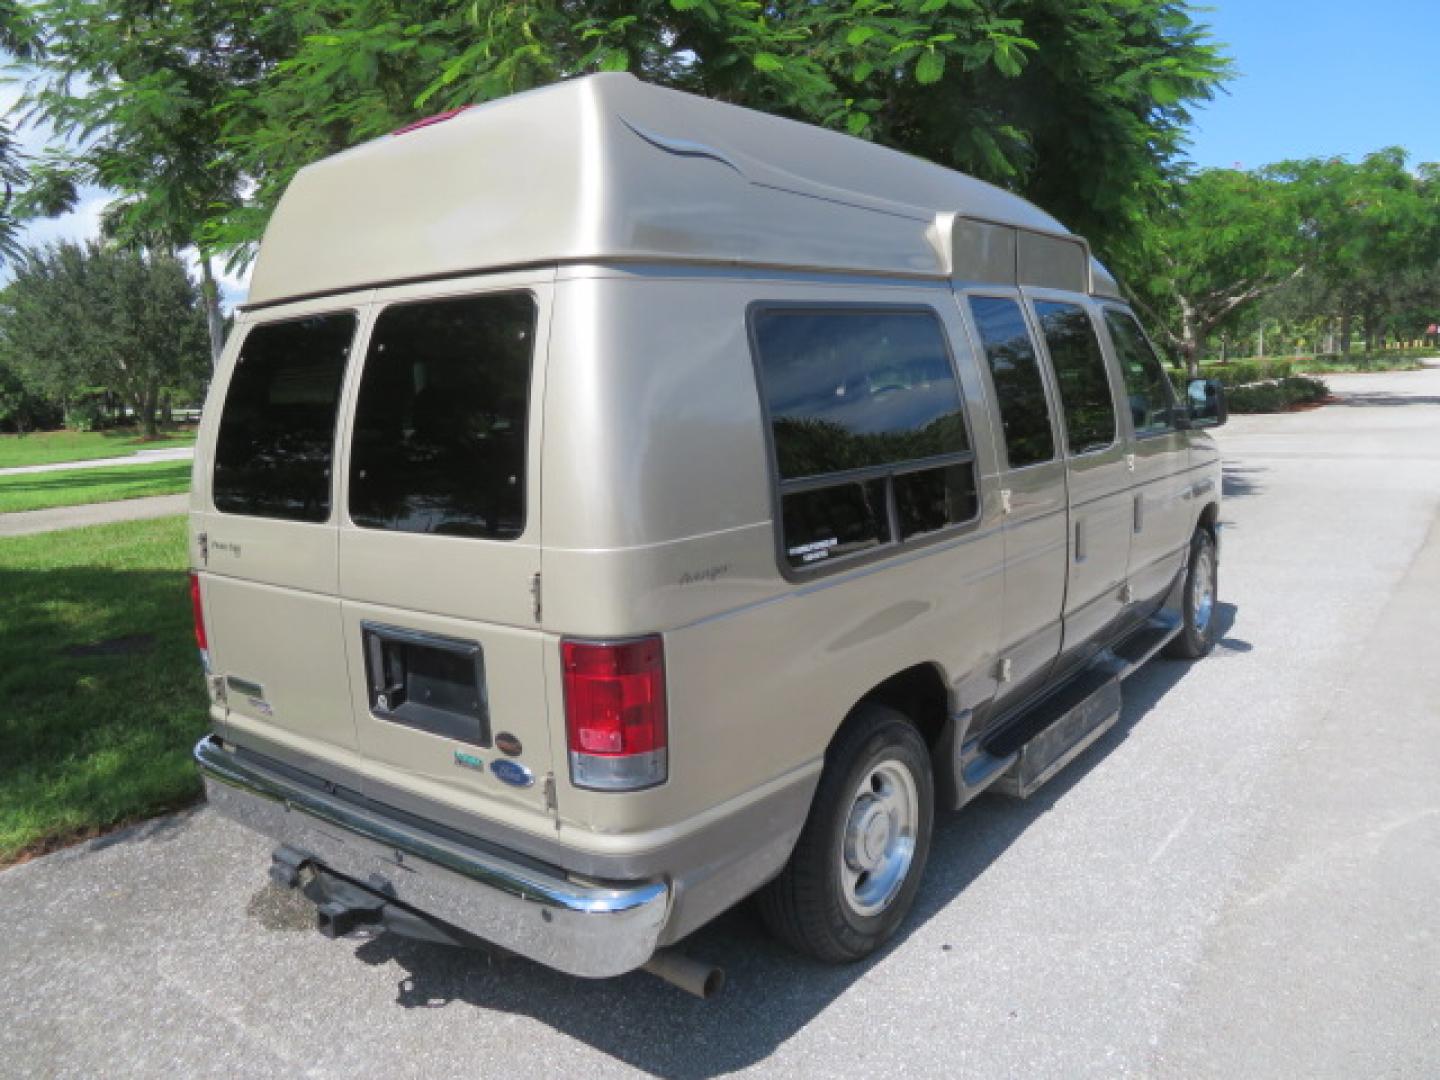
[986,671,1122,800]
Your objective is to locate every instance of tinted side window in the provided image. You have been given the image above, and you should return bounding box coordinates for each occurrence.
[967,296,1055,469]
[349,293,536,539]
[213,312,356,522]
[753,308,977,570]
[783,479,891,565]
[1033,301,1117,455]
[754,310,970,480]
[1105,309,1178,435]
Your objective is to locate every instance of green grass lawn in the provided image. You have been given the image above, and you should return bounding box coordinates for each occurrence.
[0,460,192,514]
[0,516,208,865]
[0,427,196,469]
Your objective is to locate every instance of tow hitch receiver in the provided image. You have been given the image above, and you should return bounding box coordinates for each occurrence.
[269,846,493,949]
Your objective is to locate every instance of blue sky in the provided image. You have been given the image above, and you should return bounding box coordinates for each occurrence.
[1185,0,1440,170]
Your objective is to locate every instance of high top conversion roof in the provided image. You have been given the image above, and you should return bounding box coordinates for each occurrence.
[246,72,1121,308]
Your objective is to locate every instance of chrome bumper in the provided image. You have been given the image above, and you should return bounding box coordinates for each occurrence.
[194,736,669,978]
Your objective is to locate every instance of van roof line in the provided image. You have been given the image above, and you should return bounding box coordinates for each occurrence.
[246,73,1123,309]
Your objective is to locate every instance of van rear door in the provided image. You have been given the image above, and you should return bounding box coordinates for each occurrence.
[195,299,367,767]
[335,273,556,822]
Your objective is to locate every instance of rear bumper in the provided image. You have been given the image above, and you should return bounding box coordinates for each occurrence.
[194,735,669,978]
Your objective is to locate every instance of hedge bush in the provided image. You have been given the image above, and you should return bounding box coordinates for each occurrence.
[1224,376,1329,413]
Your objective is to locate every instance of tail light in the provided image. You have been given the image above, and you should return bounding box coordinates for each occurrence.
[189,572,210,673]
[390,106,471,137]
[561,637,668,791]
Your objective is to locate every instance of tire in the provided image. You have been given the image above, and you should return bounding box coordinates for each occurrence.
[1164,528,1218,659]
[757,703,934,963]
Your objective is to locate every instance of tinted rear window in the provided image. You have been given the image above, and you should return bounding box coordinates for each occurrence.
[213,312,356,522]
[349,293,535,539]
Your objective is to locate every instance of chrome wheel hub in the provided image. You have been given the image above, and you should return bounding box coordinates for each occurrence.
[1193,546,1215,633]
[840,760,918,917]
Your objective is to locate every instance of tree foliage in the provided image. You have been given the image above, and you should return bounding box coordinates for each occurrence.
[17,0,1229,274]
[1133,150,1440,371]
[0,0,42,264]
[0,243,210,435]
[19,0,285,363]
[1127,168,1305,375]
[1266,149,1440,352]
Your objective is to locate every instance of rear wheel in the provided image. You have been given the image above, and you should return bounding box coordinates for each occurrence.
[758,703,934,963]
[1164,528,1218,659]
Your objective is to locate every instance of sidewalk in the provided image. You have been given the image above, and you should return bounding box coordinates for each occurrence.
[0,494,189,537]
[0,446,194,477]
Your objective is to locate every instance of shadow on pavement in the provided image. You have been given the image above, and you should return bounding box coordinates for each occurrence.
[1327,392,1440,408]
[334,603,1246,1078]
[1222,463,1266,500]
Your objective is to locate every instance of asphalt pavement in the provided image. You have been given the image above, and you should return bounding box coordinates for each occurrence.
[2,370,1438,1079]
[0,494,190,537]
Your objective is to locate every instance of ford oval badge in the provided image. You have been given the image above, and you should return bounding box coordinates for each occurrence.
[490,759,534,788]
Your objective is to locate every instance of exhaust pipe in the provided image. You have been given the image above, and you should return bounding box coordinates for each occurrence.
[642,949,725,999]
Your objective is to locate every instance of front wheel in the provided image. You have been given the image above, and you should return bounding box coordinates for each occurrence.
[1164,528,1218,659]
[757,703,934,963]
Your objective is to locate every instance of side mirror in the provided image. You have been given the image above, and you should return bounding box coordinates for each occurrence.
[1186,377,1228,429]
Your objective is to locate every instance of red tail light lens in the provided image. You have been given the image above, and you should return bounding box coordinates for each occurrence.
[561,637,668,791]
[189,572,210,672]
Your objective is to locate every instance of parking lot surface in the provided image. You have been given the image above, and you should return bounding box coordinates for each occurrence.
[2,370,1438,1079]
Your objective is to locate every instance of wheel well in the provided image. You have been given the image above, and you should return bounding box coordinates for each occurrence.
[854,663,950,750]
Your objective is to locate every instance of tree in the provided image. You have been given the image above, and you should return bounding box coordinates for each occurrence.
[1126,167,1306,376]
[0,242,210,436]
[20,0,286,366]
[1268,149,1440,353]
[0,0,42,263]
[199,0,1228,270]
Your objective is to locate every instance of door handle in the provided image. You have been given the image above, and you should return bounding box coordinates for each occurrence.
[1074,518,1086,563]
[1134,493,1144,533]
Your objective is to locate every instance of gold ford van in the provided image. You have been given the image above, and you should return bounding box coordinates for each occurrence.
[191,73,1225,993]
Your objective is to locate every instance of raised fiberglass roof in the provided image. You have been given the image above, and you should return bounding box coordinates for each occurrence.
[246,72,1119,308]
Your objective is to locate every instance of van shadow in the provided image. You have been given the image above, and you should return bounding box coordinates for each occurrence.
[1222,462,1265,500]
[346,603,1245,1077]
[1328,391,1440,408]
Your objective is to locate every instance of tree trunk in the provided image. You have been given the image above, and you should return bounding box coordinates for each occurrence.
[199,254,226,369]
[1339,308,1353,355]
[141,380,161,439]
[1179,340,1202,380]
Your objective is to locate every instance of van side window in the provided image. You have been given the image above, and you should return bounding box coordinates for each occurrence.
[967,296,1055,468]
[1104,308,1179,436]
[1032,300,1117,455]
[752,308,978,570]
[213,312,356,522]
[349,293,536,539]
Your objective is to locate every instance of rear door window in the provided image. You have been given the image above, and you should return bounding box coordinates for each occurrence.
[348,292,536,539]
[752,307,978,570]
[1104,308,1180,435]
[1032,300,1117,456]
[967,296,1055,469]
[213,312,357,522]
